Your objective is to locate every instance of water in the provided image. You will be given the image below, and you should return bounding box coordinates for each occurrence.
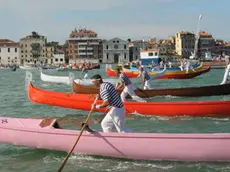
[1,66,230,172]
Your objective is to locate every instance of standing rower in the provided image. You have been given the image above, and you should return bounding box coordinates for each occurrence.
[80,68,88,79]
[139,66,151,90]
[91,74,126,133]
[220,59,230,85]
[116,68,146,102]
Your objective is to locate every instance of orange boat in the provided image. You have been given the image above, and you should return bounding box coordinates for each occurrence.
[106,68,140,78]
[27,80,230,117]
[106,63,209,79]
[156,66,211,79]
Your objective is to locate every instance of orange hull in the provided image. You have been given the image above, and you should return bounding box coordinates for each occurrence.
[106,64,208,79]
[28,82,230,117]
[156,66,211,79]
[106,68,139,78]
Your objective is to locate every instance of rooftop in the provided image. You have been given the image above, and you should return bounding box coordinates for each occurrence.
[180,31,194,35]
[199,31,212,36]
[0,39,19,47]
[69,28,97,38]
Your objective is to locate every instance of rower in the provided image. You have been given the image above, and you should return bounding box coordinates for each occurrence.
[91,74,126,133]
[116,68,146,102]
[80,68,88,79]
[220,62,230,85]
[138,66,152,90]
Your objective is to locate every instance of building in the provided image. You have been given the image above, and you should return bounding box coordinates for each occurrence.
[198,31,215,58]
[67,28,103,64]
[103,37,129,63]
[175,31,195,58]
[52,50,65,65]
[128,42,139,62]
[19,32,47,65]
[0,39,20,66]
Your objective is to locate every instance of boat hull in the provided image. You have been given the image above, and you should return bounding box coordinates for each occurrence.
[40,71,119,85]
[1,117,230,162]
[156,66,211,79]
[28,82,230,117]
[106,63,208,79]
[72,81,230,97]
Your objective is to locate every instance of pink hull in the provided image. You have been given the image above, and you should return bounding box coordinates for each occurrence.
[1,117,230,162]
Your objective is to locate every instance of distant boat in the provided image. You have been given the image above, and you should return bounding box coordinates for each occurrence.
[19,65,38,70]
[11,67,16,71]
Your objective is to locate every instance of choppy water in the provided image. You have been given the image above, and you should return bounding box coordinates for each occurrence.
[1,65,230,172]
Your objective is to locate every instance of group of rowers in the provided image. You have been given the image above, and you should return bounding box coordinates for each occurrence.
[85,66,151,133]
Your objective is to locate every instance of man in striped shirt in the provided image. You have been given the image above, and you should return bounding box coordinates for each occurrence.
[91,74,126,133]
[116,69,146,102]
[139,66,152,90]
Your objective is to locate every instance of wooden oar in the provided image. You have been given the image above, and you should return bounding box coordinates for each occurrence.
[57,95,99,172]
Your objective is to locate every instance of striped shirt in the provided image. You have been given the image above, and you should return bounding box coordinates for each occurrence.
[119,73,132,85]
[100,82,123,108]
[142,71,150,81]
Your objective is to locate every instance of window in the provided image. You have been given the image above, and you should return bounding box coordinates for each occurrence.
[8,57,10,60]
[106,45,108,49]
[60,59,63,61]
[148,52,153,56]
[21,50,23,53]
[8,48,10,52]
[55,58,58,62]
[107,54,109,59]
[114,45,118,49]
[124,45,127,49]
[15,57,17,59]
[0,57,1,60]
[15,48,17,52]
[124,53,126,59]
[0,48,1,52]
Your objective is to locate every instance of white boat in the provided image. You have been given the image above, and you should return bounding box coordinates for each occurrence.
[40,70,119,85]
[19,65,38,70]
[40,70,75,85]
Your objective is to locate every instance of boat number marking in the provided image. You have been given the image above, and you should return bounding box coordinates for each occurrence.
[2,119,8,124]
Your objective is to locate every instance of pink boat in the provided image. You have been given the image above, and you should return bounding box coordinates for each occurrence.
[1,117,230,162]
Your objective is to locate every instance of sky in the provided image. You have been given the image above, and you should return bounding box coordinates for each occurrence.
[0,0,229,44]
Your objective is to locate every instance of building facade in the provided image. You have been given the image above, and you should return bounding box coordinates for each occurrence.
[128,42,139,62]
[103,38,129,63]
[175,31,195,58]
[52,50,65,65]
[0,39,20,66]
[198,31,215,58]
[67,28,103,64]
[19,32,47,65]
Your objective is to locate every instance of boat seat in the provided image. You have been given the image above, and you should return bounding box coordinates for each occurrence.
[39,118,61,129]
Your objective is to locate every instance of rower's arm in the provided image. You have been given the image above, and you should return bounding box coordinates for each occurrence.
[97,99,109,108]
[116,80,125,89]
